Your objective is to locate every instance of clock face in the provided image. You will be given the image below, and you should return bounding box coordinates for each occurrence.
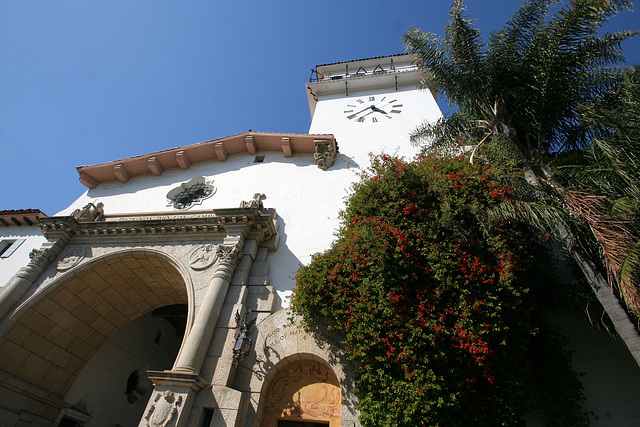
[343,95,403,123]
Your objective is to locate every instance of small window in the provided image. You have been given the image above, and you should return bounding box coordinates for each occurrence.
[200,408,215,427]
[0,239,25,258]
[58,416,86,427]
[166,177,216,210]
[253,155,265,163]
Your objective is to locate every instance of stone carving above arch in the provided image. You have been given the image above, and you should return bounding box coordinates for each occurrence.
[240,193,266,210]
[56,247,87,271]
[234,310,361,426]
[188,244,218,270]
[262,359,341,426]
[71,202,105,222]
[28,247,56,269]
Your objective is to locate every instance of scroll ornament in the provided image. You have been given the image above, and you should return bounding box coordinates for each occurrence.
[216,244,241,265]
[28,248,56,269]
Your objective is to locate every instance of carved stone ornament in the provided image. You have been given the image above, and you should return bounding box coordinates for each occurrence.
[71,202,105,222]
[314,142,336,171]
[216,244,240,265]
[57,247,87,271]
[189,244,218,270]
[28,248,56,269]
[263,360,341,424]
[144,390,183,427]
[239,193,266,210]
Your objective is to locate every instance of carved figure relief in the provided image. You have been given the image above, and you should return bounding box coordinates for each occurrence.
[144,390,182,427]
[57,247,87,271]
[189,244,218,270]
[71,202,105,222]
[314,142,336,171]
[240,193,266,210]
[28,248,56,269]
[262,359,341,427]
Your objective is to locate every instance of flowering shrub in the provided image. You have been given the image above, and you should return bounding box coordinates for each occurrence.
[291,154,586,426]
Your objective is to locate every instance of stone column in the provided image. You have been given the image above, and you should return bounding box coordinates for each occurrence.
[142,228,247,427]
[0,238,67,325]
[173,238,243,373]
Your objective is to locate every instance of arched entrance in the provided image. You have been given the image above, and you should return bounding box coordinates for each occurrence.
[261,359,341,427]
[0,250,191,426]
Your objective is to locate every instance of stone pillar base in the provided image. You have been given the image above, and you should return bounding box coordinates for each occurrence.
[139,370,208,427]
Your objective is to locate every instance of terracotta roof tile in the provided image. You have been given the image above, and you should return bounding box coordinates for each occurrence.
[0,209,47,216]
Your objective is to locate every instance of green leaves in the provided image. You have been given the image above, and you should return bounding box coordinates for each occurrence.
[405,0,637,160]
[292,154,586,426]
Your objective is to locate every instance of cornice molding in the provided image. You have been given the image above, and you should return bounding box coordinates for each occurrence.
[39,208,278,248]
[76,132,337,189]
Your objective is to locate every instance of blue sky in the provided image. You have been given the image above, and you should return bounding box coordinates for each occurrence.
[1,1,639,215]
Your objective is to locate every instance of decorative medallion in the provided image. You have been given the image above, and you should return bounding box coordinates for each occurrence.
[166,177,216,210]
[189,244,218,270]
[57,247,87,271]
[144,390,182,427]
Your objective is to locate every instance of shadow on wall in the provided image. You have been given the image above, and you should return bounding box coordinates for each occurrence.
[64,309,186,427]
[65,152,323,214]
[267,215,303,310]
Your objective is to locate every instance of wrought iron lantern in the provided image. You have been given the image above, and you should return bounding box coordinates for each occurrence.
[233,309,256,363]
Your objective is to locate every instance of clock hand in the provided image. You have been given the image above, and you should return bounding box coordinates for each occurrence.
[355,105,374,115]
[371,106,388,114]
[347,105,376,120]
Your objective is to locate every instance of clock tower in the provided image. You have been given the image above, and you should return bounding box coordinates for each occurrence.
[306,53,442,165]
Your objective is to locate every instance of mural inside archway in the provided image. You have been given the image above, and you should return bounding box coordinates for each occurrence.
[261,359,341,427]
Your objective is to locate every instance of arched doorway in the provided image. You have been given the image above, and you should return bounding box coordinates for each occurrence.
[0,250,191,426]
[261,359,341,427]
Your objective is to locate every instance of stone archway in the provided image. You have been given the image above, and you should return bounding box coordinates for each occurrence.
[235,310,361,427]
[261,358,341,427]
[0,251,190,425]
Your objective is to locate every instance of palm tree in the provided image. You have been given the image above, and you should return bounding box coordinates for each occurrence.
[404,0,640,365]
[564,66,640,314]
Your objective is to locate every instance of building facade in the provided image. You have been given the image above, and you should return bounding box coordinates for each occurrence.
[0,55,440,427]
[1,54,639,427]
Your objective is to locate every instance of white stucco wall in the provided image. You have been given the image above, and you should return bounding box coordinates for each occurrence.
[0,226,48,288]
[56,86,442,309]
[64,311,183,427]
